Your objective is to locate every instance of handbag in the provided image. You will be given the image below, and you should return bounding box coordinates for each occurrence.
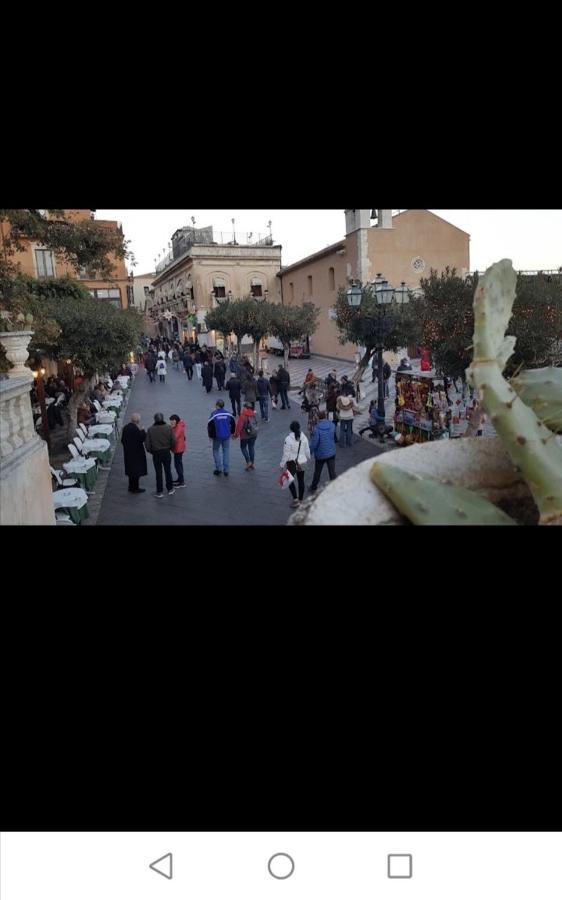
[278,469,295,490]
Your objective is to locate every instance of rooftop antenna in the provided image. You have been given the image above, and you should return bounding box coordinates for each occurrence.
[267,219,272,240]
[232,217,236,243]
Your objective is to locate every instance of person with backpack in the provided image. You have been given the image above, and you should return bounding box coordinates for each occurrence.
[235,401,259,470]
[256,369,272,421]
[336,393,360,448]
[280,420,311,508]
[156,356,167,383]
[207,399,236,477]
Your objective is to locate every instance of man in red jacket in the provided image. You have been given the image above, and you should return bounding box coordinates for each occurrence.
[169,414,187,487]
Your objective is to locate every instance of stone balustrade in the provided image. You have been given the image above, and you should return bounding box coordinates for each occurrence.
[0,334,55,525]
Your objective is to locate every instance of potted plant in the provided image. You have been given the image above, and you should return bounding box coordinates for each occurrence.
[290,260,562,527]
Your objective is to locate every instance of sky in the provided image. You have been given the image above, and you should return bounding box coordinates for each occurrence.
[96,209,562,277]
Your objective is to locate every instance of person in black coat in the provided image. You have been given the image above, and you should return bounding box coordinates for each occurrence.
[225,373,242,416]
[183,351,194,381]
[214,358,226,391]
[202,361,214,393]
[121,414,147,493]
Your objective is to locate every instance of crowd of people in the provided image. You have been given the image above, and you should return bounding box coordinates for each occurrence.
[118,337,364,508]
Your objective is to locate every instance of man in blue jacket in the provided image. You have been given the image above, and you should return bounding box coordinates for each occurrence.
[207,399,236,476]
[309,411,337,492]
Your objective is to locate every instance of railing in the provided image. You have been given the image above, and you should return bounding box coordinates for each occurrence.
[469,269,562,277]
[155,232,275,273]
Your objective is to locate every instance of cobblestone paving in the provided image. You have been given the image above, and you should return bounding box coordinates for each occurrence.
[95,358,385,526]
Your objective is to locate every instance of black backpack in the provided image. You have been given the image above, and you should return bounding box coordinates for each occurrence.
[243,413,258,438]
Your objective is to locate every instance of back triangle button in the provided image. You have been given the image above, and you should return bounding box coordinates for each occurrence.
[149,852,173,879]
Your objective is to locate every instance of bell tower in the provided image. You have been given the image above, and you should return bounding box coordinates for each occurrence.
[371,209,393,229]
[344,209,371,283]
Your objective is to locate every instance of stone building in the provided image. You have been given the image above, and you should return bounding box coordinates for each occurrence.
[277,209,470,361]
[0,209,130,310]
[149,224,282,348]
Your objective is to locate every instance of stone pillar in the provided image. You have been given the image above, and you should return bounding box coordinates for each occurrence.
[0,333,55,525]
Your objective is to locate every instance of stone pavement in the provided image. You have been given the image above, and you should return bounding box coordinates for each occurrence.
[94,361,385,526]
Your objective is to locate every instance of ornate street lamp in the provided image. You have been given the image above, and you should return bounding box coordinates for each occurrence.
[346,281,362,306]
[372,274,395,423]
[395,281,410,304]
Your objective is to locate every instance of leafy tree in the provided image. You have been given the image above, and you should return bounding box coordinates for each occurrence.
[509,272,562,371]
[334,283,419,385]
[204,301,237,350]
[242,299,274,368]
[269,302,320,370]
[0,209,133,375]
[411,267,562,380]
[0,209,130,284]
[44,294,143,435]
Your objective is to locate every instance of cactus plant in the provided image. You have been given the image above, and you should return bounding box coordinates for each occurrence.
[467,260,562,525]
[370,259,562,526]
[510,366,562,434]
[370,462,517,525]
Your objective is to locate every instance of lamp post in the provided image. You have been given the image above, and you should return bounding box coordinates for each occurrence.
[373,274,395,420]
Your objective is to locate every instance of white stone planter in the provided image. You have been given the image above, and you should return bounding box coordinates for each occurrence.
[288,437,550,526]
[0,331,34,379]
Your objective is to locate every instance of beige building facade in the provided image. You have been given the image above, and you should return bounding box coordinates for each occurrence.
[0,209,131,310]
[149,226,282,346]
[278,209,470,361]
[131,272,155,311]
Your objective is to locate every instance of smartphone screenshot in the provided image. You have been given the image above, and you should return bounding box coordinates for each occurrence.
[1,832,560,899]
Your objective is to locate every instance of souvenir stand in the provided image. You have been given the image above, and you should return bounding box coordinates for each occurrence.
[394,372,451,444]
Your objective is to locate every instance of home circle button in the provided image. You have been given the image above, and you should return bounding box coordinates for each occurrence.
[268,853,295,879]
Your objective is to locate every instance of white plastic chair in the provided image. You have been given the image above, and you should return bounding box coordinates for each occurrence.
[55,512,76,525]
[77,424,88,439]
[50,466,78,489]
[68,443,81,460]
[93,400,102,412]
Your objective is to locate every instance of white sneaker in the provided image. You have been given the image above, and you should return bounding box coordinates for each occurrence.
[168,489,176,495]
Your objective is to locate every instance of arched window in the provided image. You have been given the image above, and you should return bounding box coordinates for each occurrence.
[250,277,263,297]
[308,275,313,296]
[329,267,335,290]
[212,276,226,299]
[289,282,294,302]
